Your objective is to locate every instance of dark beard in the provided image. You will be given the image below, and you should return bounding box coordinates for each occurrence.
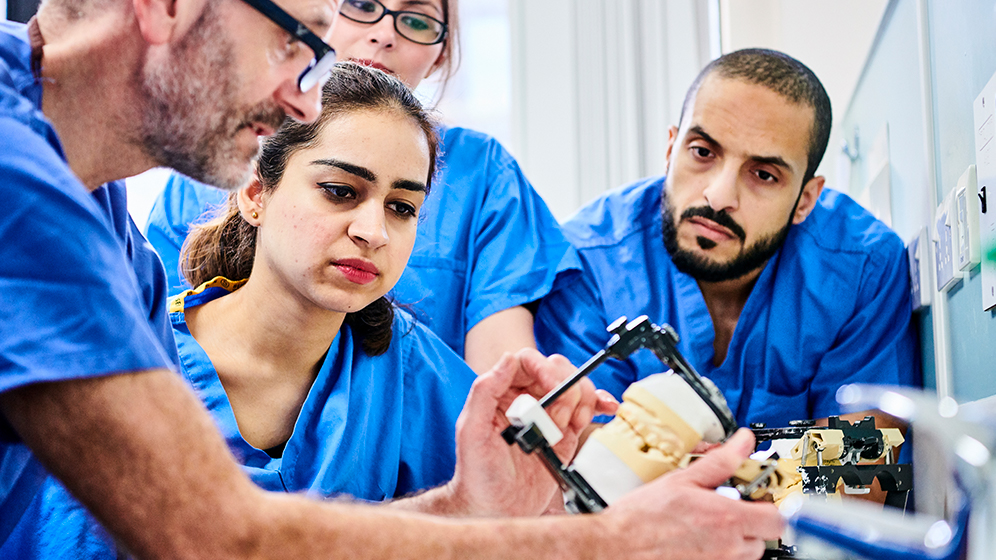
[660,187,791,283]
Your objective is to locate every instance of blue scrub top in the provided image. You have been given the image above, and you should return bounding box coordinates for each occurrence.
[5,278,477,558]
[145,127,580,357]
[171,279,476,499]
[535,176,919,427]
[0,20,176,546]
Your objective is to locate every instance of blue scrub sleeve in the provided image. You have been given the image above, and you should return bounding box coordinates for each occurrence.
[464,157,579,331]
[144,174,227,295]
[535,263,640,405]
[397,322,475,495]
[0,117,172,396]
[807,238,919,419]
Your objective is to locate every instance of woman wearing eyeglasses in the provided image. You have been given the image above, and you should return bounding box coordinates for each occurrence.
[146,0,579,375]
[7,62,607,559]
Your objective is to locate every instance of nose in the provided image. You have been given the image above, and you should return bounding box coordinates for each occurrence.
[366,14,397,48]
[348,202,390,249]
[273,78,322,123]
[702,164,740,214]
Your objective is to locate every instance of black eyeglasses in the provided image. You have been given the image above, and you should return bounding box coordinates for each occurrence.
[241,0,337,92]
[340,0,447,46]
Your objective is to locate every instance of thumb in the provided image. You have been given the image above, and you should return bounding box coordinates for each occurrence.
[459,353,516,428]
[673,428,755,489]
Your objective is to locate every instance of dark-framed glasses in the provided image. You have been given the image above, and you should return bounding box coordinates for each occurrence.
[241,0,337,92]
[340,0,447,46]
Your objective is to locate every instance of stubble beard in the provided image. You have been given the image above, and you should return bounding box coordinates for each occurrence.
[136,4,287,191]
[660,185,791,283]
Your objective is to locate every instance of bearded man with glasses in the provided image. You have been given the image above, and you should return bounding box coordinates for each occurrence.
[0,0,782,558]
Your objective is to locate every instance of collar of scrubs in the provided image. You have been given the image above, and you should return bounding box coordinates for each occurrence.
[168,276,247,313]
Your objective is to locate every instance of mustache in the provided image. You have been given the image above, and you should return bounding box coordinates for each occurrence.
[239,103,288,133]
[680,206,746,242]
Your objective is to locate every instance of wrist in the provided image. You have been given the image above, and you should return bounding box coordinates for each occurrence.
[389,480,474,517]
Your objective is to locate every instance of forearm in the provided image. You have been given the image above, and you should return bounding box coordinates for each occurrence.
[1,370,267,559]
[386,481,472,516]
[1,369,612,560]
[465,306,537,374]
[264,492,607,560]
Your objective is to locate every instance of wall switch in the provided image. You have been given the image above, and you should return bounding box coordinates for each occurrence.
[909,227,930,311]
[935,189,961,292]
[955,165,981,271]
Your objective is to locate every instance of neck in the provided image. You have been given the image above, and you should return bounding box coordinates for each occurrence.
[190,274,346,379]
[36,7,157,190]
[696,264,764,366]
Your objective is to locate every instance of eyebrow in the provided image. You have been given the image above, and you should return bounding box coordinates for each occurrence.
[311,158,427,192]
[295,2,335,35]
[686,125,794,174]
[402,0,444,17]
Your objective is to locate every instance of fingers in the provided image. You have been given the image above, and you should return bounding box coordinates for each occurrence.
[737,501,784,541]
[459,352,518,433]
[594,390,619,416]
[669,429,756,489]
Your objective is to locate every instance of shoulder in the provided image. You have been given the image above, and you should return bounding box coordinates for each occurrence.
[0,22,34,95]
[793,188,905,260]
[561,175,666,250]
[157,172,229,226]
[389,307,475,382]
[438,126,517,173]
[389,307,443,351]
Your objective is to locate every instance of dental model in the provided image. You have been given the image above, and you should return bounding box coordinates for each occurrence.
[571,371,730,504]
[571,370,804,506]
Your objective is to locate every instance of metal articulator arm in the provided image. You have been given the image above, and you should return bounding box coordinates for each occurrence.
[501,315,737,513]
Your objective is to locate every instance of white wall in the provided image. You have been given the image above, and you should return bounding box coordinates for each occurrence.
[509,0,715,220]
[720,0,889,192]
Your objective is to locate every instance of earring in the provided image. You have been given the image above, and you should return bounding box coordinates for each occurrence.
[251,211,258,219]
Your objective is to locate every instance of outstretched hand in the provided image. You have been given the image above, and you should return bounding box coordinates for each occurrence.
[608,429,784,560]
[446,349,617,517]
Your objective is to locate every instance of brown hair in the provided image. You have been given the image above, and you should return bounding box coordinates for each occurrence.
[430,0,461,98]
[181,62,440,356]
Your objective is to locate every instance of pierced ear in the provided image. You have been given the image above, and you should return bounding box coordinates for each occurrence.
[792,175,825,225]
[237,178,266,226]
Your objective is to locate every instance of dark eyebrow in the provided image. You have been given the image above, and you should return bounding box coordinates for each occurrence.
[312,158,427,193]
[393,179,427,193]
[687,125,720,148]
[687,125,794,173]
[750,155,794,174]
[312,159,376,182]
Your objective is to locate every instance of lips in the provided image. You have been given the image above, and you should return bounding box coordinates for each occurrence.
[349,58,394,75]
[333,258,380,285]
[251,123,275,137]
[687,216,736,240]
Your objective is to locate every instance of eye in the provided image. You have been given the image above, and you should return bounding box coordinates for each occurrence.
[347,0,378,14]
[399,14,431,32]
[388,200,418,219]
[690,145,713,159]
[756,169,778,183]
[319,183,356,200]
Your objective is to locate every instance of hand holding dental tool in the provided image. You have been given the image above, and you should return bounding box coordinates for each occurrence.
[502,316,781,513]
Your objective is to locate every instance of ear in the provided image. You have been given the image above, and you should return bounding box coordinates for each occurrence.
[237,177,266,226]
[133,0,206,45]
[664,125,679,174]
[791,175,825,225]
